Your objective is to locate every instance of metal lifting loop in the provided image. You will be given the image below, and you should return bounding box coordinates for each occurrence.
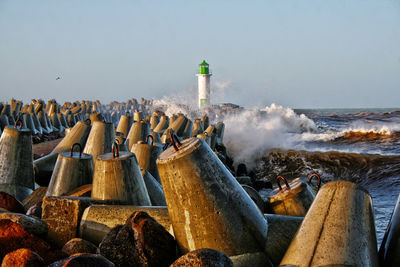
[203,131,209,136]
[146,134,154,145]
[70,143,82,158]
[308,173,321,190]
[112,141,119,158]
[276,176,291,192]
[85,118,91,125]
[170,133,182,152]
[14,119,23,129]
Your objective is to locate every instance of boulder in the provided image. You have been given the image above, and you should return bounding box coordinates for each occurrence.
[1,248,44,267]
[0,191,25,213]
[99,211,177,267]
[170,248,233,267]
[48,253,114,267]
[0,219,66,264]
[62,238,98,255]
[0,212,48,236]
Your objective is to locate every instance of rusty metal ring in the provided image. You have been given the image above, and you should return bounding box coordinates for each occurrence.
[170,133,182,152]
[112,141,119,158]
[70,143,82,158]
[308,173,321,190]
[146,134,154,145]
[14,119,23,129]
[276,176,291,192]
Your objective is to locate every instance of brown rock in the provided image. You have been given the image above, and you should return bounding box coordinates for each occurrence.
[62,238,98,255]
[99,211,177,267]
[0,191,25,213]
[22,187,47,211]
[41,196,92,247]
[0,219,66,264]
[1,248,45,267]
[48,253,114,267]
[64,184,92,197]
[170,248,233,267]
[26,201,43,218]
[127,211,177,266]
[0,212,48,236]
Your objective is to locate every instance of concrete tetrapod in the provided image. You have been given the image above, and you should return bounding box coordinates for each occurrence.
[0,124,34,201]
[83,121,115,160]
[115,114,133,138]
[131,136,162,183]
[34,121,91,186]
[156,136,269,258]
[91,145,151,205]
[141,170,166,206]
[279,181,379,267]
[153,115,169,134]
[268,176,316,217]
[125,120,150,151]
[379,193,400,266]
[46,143,94,197]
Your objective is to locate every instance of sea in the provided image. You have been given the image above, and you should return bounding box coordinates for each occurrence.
[217,104,400,245]
[150,99,400,245]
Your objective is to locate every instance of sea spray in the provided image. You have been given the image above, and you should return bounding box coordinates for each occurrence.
[223,103,317,168]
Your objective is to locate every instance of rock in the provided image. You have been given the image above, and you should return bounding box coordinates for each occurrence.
[0,191,25,213]
[127,211,177,266]
[99,211,177,267]
[170,248,233,267]
[62,238,98,255]
[98,225,135,266]
[26,201,43,218]
[0,212,48,236]
[22,187,47,211]
[1,248,45,267]
[0,219,66,264]
[48,253,114,267]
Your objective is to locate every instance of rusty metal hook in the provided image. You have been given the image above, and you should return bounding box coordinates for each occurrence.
[276,176,291,192]
[170,133,182,152]
[146,134,154,145]
[112,141,119,158]
[308,173,321,190]
[70,143,82,158]
[14,119,23,129]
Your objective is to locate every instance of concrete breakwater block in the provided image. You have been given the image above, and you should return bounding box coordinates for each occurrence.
[279,181,379,267]
[157,136,269,258]
[42,196,93,247]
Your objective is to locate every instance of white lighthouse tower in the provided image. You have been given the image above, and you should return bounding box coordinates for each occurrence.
[197,60,212,109]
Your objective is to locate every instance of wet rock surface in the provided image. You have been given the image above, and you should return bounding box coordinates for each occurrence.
[99,211,177,267]
[62,238,98,255]
[0,191,25,213]
[1,248,45,267]
[170,248,233,267]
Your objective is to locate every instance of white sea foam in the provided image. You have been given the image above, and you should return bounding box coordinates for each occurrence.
[223,103,317,168]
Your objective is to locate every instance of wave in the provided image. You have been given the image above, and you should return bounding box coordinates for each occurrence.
[254,149,400,187]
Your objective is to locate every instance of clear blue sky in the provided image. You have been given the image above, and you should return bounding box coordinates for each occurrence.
[0,0,399,108]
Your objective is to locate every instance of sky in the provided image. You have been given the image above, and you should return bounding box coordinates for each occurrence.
[0,0,399,108]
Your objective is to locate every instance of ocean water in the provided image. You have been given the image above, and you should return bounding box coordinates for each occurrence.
[219,105,400,245]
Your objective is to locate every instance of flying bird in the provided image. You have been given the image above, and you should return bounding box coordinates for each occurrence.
[56,77,61,80]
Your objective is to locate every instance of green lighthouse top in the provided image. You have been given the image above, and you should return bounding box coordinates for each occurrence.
[199,60,209,74]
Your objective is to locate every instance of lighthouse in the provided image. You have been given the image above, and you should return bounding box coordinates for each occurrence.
[197,60,212,109]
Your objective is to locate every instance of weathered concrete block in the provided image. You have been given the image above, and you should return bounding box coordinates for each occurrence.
[42,196,92,248]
